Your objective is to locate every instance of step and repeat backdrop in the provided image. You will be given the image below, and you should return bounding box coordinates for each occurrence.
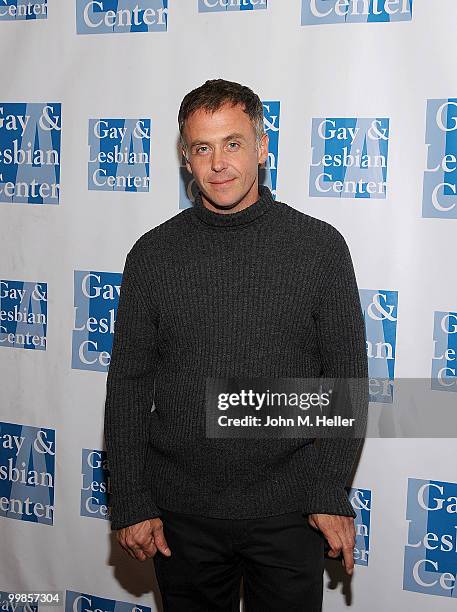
[1,1,456,611]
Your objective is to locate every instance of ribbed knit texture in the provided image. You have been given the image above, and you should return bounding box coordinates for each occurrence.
[103,185,369,531]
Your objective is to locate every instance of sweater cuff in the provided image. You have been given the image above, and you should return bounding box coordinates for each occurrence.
[303,480,356,519]
[109,489,162,531]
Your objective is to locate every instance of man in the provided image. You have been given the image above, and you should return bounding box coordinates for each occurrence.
[104,79,368,611]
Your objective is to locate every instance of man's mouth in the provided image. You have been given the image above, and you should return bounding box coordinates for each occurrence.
[210,178,235,185]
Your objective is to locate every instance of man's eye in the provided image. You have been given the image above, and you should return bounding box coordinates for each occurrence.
[196,146,208,154]
[228,142,240,149]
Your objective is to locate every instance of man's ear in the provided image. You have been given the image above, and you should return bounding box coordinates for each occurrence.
[257,132,269,166]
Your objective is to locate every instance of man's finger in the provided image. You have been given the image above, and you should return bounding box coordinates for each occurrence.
[325,533,343,558]
[128,538,157,560]
[124,535,150,560]
[122,543,139,561]
[141,534,158,557]
[343,544,354,575]
[117,533,136,560]
[327,546,341,558]
[128,541,157,561]
[133,547,147,561]
[152,523,172,556]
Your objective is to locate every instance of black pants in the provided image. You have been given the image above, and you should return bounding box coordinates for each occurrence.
[153,506,325,612]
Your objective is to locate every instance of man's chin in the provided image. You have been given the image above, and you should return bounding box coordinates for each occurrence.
[203,185,242,210]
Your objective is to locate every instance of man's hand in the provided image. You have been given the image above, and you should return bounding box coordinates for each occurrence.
[307,513,356,576]
[116,517,172,562]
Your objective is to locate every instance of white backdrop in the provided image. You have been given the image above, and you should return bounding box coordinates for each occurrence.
[1,1,456,610]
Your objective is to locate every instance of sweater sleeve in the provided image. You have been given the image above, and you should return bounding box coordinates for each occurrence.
[103,247,162,530]
[306,228,369,519]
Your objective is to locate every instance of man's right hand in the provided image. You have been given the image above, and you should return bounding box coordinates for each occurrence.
[117,517,172,561]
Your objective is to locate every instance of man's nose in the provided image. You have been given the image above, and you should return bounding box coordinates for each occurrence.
[211,147,228,172]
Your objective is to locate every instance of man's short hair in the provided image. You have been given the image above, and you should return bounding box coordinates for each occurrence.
[178,79,265,157]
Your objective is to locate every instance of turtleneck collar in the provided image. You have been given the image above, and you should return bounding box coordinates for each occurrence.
[191,184,275,229]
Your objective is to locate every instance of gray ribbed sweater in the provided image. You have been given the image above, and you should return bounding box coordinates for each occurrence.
[103,185,368,531]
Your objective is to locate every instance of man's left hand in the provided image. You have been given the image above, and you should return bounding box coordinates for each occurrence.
[307,513,356,576]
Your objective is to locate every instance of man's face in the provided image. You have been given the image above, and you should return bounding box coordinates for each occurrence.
[182,102,269,211]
